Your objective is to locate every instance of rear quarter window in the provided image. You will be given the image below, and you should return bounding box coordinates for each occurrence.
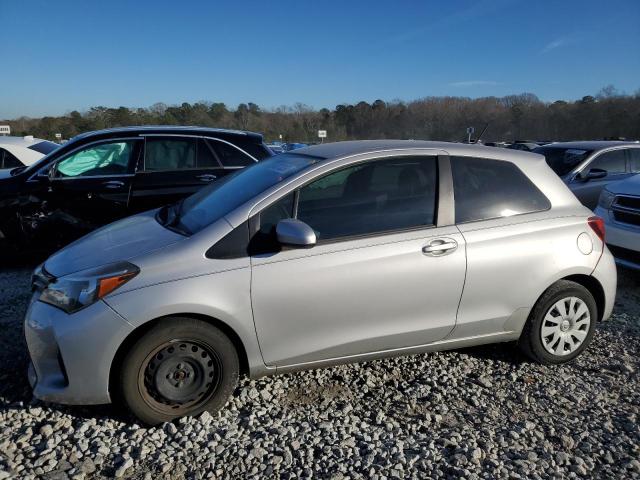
[28,141,59,155]
[451,156,551,224]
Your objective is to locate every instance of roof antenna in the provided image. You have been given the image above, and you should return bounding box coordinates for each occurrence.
[475,122,489,144]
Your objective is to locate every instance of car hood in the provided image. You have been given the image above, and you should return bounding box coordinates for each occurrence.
[44,210,185,277]
[605,173,640,196]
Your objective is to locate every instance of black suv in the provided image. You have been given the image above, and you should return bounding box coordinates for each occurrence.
[0,126,272,255]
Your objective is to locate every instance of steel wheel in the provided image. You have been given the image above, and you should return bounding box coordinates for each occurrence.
[540,296,591,356]
[138,339,222,415]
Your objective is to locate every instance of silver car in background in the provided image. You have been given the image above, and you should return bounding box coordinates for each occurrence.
[533,141,640,210]
[25,141,617,424]
[595,173,640,270]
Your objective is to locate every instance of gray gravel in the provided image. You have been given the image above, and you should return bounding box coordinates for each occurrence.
[0,266,639,479]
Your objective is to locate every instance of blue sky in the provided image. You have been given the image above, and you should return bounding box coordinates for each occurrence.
[1,0,639,118]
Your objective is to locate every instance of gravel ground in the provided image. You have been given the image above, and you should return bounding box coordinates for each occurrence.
[0,266,638,479]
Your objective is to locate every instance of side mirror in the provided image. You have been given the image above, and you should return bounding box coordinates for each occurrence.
[581,168,608,181]
[36,164,55,181]
[276,219,316,248]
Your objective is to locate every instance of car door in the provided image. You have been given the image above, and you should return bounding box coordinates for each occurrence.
[571,149,631,209]
[47,138,142,239]
[249,154,466,367]
[128,136,227,214]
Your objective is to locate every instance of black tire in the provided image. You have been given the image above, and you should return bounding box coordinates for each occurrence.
[119,317,239,425]
[519,280,597,365]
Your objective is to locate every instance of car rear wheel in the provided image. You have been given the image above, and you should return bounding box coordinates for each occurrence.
[519,280,597,364]
[119,318,239,425]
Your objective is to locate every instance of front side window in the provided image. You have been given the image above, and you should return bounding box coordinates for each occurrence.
[212,141,255,167]
[145,138,196,171]
[55,141,135,178]
[451,156,550,224]
[588,149,626,174]
[296,156,437,240]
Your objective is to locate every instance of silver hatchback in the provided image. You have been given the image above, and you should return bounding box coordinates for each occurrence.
[25,141,617,424]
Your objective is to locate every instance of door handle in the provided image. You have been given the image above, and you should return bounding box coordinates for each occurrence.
[102,180,125,189]
[196,174,217,182]
[422,238,458,256]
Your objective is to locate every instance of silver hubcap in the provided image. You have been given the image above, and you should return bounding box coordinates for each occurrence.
[541,297,591,356]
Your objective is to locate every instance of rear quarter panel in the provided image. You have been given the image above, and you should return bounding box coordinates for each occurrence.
[453,211,603,339]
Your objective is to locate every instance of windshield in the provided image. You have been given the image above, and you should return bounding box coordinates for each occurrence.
[166,153,320,234]
[533,146,593,176]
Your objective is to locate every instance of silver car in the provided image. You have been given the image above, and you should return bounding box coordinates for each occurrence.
[25,141,617,424]
[533,141,640,210]
[595,173,640,270]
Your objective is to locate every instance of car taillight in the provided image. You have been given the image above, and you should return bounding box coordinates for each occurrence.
[588,216,605,242]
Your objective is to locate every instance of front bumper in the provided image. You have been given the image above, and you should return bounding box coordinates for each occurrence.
[24,295,134,405]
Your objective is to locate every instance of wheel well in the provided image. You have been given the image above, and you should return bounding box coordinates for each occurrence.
[109,314,250,401]
[562,274,606,321]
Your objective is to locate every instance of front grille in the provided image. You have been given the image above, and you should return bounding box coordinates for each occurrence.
[608,245,640,267]
[612,195,640,227]
[613,211,640,226]
[616,195,640,210]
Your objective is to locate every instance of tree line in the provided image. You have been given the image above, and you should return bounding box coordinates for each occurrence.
[4,86,639,144]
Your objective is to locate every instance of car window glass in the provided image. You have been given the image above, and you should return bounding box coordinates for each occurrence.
[238,141,270,160]
[145,138,196,171]
[28,141,59,155]
[533,147,592,176]
[589,150,626,173]
[212,141,254,167]
[627,149,640,173]
[55,141,134,178]
[451,156,550,223]
[2,150,23,168]
[297,156,437,241]
[177,153,318,235]
[259,194,295,236]
[247,193,295,255]
[197,139,219,168]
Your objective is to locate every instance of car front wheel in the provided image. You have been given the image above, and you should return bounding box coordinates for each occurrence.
[519,280,597,364]
[119,318,239,425]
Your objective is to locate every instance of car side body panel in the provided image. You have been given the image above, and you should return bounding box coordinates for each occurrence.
[250,227,466,367]
[454,213,604,339]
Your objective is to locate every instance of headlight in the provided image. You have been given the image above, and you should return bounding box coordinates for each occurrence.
[39,261,139,313]
[597,189,616,210]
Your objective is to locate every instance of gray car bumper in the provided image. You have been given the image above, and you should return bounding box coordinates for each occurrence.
[24,295,134,405]
[595,206,640,271]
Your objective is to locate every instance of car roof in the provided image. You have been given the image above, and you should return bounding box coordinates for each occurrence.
[69,126,263,143]
[292,140,543,162]
[0,136,50,147]
[537,140,639,150]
